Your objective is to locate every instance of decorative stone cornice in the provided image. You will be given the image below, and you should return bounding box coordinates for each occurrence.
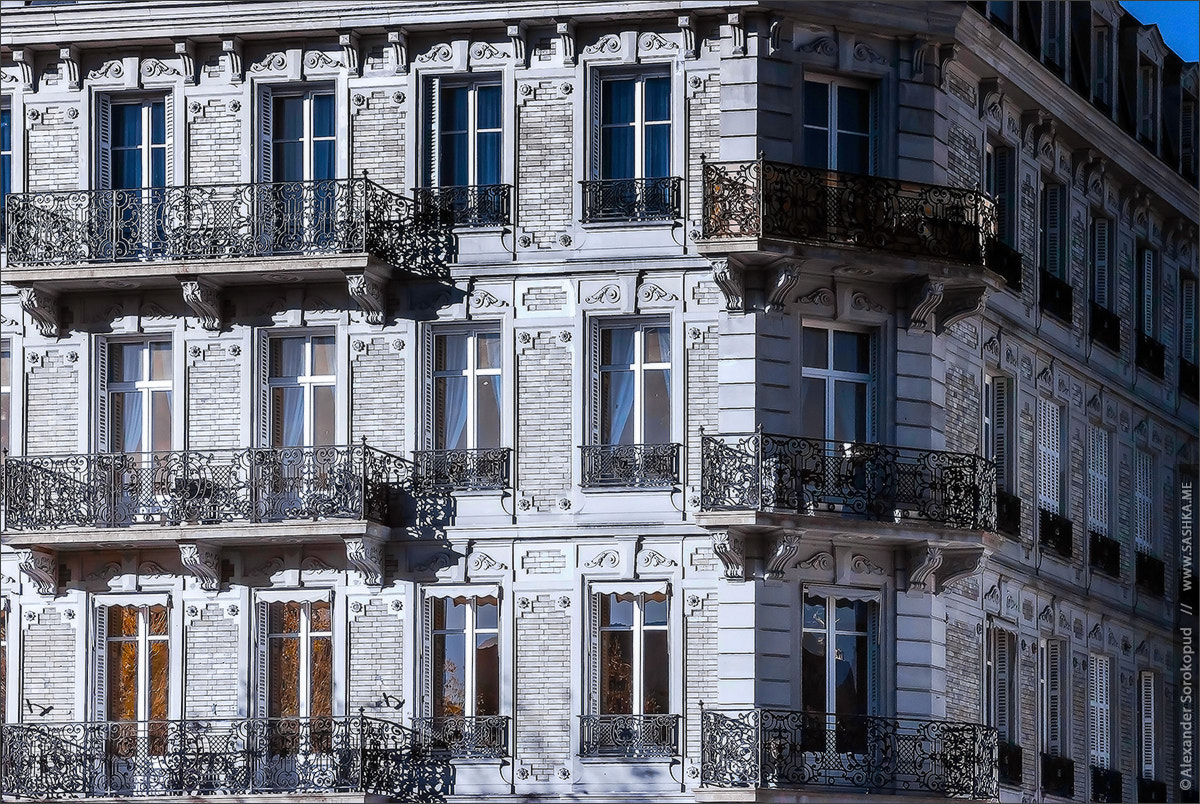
[907,279,943,333]
[507,22,528,68]
[19,548,57,596]
[765,260,803,313]
[934,546,986,594]
[222,37,243,83]
[12,48,35,91]
[179,542,221,592]
[387,29,409,74]
[339,31,360,76]
[710,259,743,312]
[174,39,196,84]
[58,45,81,90]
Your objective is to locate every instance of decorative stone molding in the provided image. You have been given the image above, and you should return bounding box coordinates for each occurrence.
[12,49,35,91]
[174,39,197,84]
[854,41,887,65]
[556,20,577,65]
[583,33,621,56]
[764,534,802,580]
[850,554,886,576]
[637,283,678,305]
[678,14,697,59]
[468,551,508,576]
[507,22,529,67]
[340,31,361,76]
[797,287,834,307]
[727,12,746,56]
[20,548,58,596]
[179,542,221,592]
[140,57,180,80]
[387,29,409,74]
[766,261,803,313]
[180,279,222,331]
[469,289,508,310]
[346,272,386,325]
[937,285,989,333]
[907,280,944,333]
[711,531,744,581]
[251,52,288,73]
[637,549,678,570]
[345,535,385,586]
[795,551,834,572]
[19,287,61,338]
[906,545,942,592]
[584,284,621,305]
[851,291,885,314]
[638,32,678,58]
[710,259,743,312]
[413,551,456,574]
[59,45,81,90]
[222,37,243,83]
[798,35,837,57]
[584,549,620,569]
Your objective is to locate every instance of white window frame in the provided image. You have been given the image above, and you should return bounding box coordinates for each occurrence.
[425,326,503,451]
[427,76,502,188]
[1135,450,1153,553]
[91,594,180,724]
[589,318,673,447]
[800,325,877,444]
[1087,424,1109,538]
[262,332,338,448]
[1039,637,1066,757]
[422,589,501,719]
[802,74,876,174]
[1036,397,1063,515]
[98,94,171,191]
[985,625,1017,744]
[102,338,175,455]
[586,583,672,717]
[1088,653,1111,770]
[589,69,672,182]
[257,85,336,184]
[254,595,335,720]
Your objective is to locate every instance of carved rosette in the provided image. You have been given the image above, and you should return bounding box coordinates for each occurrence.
[179,543,221,592]
[19,548,58,596]
[346,273,386,325]
[345,536,385,586]
[711,531,745,581]
[180,279,222,331]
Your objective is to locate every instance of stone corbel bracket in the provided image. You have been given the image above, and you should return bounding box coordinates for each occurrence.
[906,280,988,335]
[223,37,244,83]
[179,542,221,592]
[59,45,81,90]
[13,48,35,91]
[20,548,58,596]
[346,535,385,586]
[766,259,804,312]
[710,258,744,313]
[764,533,802,580]
[678,14,697,59]
[174,39,197,85]
[387,29,409,74]
[347,272,386,325]
[507,22,529,68]
[906,279,943,334]
[711,531,745,581]
[556,21,576,66]
[907,544,985,594]
[727,12,746,57]
[906,545,943,592]
[180,278,223,332]
[19,286,61,338]
[340,31,361,76]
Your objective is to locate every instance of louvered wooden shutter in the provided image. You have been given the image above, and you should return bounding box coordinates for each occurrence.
[424,77,439,187]
[1037,398,1061,514]
[1141,249,1156,338]
[869,90,879,176]
[257,86,273,182]
[589,320,602,446]
[1043,185,1063,278]
[422,330,435,451]
[867,603,880,716]
[96,342,110,452]
[96,95,112,189]
[993,377,1010,491]
[1140,671,1155,778]
[868,334,879,441]
[1136,450,1152,552]
[422,595,433,715]
[587,591,600,714]
[1092,219,1110,309]
[1045,639,1062,756]
[93,606,109,721]
[995,631,1011,741]
[257,330,271,448]
[1088,425,1108,537]
[1183,101,1196,176]
[1089,654,1110,768]
[255,600,269,717]
[1182,278,1197,363]
[164,94,175,187]
[995,148,1013,246]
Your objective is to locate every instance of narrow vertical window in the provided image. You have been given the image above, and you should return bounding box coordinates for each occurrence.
[1040,638,1064,756]
[432,330,501,451]
[1138,64,1157,143]
[1,105,10,233]
[1091,25,1111,109]
[1088,654,1111,770]
[1042,1,1065,73]
[1138,248,1158,339]
[428,80,505,226]
[984,376,1011,491]
[1182,276,1197,364]
[267,334,336,448]
[1039,183,1065,279]
[1140,671,1156,781]
[1135,450,1153,553]
[1036,398,1062,515]
[1183,99,1197,179]
[587,73,675,221]
[985,144,1015,248]
[99,97,169,257]
[800,327,874,444]
[101,604,170,753]
[0,340,10,454]
[986,627,1016,744]
[107,341,173,454]
[1087,425,1109,538]
[264,600,332,720]
[429,596,499,719]
[596,322,671,448]
[801,592,878,754]
[1090,218,1111,310]
[803,78,874,174]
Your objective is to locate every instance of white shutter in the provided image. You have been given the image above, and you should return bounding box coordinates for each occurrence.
[164,94,175,187]
[422,330,435,450]
[1140,671,1155,778]
[1087,425,1108,537]
[993,377,1010,490]
[867,602,880,716]
[423,77,439,186]
[257,330,271,448]
[257,86,273,183]
[1135,450,1153,552]
[96,95,112,189]
[96,341,110,452]
[1089,654,1110,768]
[1092,219,1110,309]
[995,148,1013,245]
[1141,249,1156,338]
[1182,278,1197,363]
[587,591,600,714]
[995,631,1011,741]
[1045,639,1062,756]
[92,606,109,721]
[422,595,434,715]
[1037,398,1061,514]
[589,320,602,446]
[255,599,269,717]
[1043,185,1063,278]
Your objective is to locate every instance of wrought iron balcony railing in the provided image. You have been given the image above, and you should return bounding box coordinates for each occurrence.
[580,443,680,488]
[0,715,450,800]
[700,158,1003,269]
[1039,270,1074,324]
[4,177,452,273]
[0,443,414,532]
[413,184,511,227]
[1041,753,1074,799]
[1039,508,1074,560]
[1090,303,1122,353]
[578,714,679,758]
[1090,765,1122,803]
[1136,551,1166,597]
[581,177,681,222]
[1181,358,1199,400]
[998,740,1022,786]
[1138,775,1168,802]
[996,490,1022,539]
[1136,333,1166,378]
[700,708,997,799]
[986,239,1024,290]
[414,448,510,492]
[411,716,509,759]
[700,430,995,531]
[1089,531,1121,578]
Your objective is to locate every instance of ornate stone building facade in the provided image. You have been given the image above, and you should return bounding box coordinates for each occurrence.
[0,2,1195,802]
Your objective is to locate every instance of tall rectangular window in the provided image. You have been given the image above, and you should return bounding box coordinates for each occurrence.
[1140,671,1156,780]
[0,340,10,455]
[436,81,501,187]
[1037,398,1062,515]
[103,98,167,191]
[429,595,499,718]
[985,143,1016,248]
[1138,64,1157,143]
[1087,425,1109,537]
[1091,25,1112,109]
[268,335,335,448]
[263,599,332,720]
[1139,248,1159,339]
[431,329,501,451]
[271,90,334,183]
[594,591,669,716]
[106,340,173,454]
[1183,99,1197,179]
[1042,1,1066,72]
[599,75,670,182]
[1040,638,1065,757]
[986,627,1017,744]
[803,78,873,174]
[1090,218,1112,309]
[984,376,1012,491]
[1088,654,1111,769]
[595,322,670,447]
[96,604,170,755]
[1135,450,1153,553]
[1,105,10,230]
[800,327,874,443]
[802,591,878,753]
[1182,276,1197,364]
[1040,183,1066,278]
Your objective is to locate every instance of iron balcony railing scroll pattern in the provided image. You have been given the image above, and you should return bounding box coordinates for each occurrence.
[700,429,996,532]
[4,176,453,274]
[579,443,681,489]
[0,442,414,532]
[699,708,998,800]
[411,715,510,759]
[699,158,1007,271]
[0,714,451,800]
[580,177,682,222]
[578,714,680,758]
[413,448,510,492]
[413,184,511,227]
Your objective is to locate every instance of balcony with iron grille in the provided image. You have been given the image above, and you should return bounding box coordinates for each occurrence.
[580,443,680,489]
[581,177,681,223]
[414,448,511,492]
[413,184,511,228]
[1136,332,1166,378]
[1090,302,1122,353]
[0,714,452,801]
[1039,509,1074,560]
[1039,270,1074,325]
[1181,358,1199,400]
[578,714,679,759]
[696,158,1015,290]
[1136,550,1166,597]
[1090,765,1122,803]
[996,491,1022,540]
[0,442,415,552]
[1138,776,1168,802]
[1041,754,1075,798]
[699,708,998,799]
[1089,531,1121,578]
[411,715,509,759]
[3,176,455,293]
[698,430,996,542]
[997,740,1022,787]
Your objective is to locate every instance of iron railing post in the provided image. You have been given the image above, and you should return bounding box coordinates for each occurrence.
[360,436,369,519]
[755,425,764,510]
[358,707,366,793]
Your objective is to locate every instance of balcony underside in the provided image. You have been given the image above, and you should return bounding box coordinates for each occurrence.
[695,509,994,548]
[2,518,389,551]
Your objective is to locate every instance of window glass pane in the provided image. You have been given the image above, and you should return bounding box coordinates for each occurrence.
[108,640,139,721]
[600,630,634,714]
[800,377,826,440]
[601,126,635,179]
[310,601,331,633]
[802,328,828,369]
[837,131,870,174]
[270,338,305,379]
[271,601,302,634]
[1,393,9,454]
[475,631,500,715]
[601,327,635,366]
[274,96,304,141]
[150,100,166,145]
[312,140,335,182]
[601,593,634,628]
[149,605,169,636]
[111,342,143,383]
[433,631,466,716]
[644,593,668,627]
[312,93,335,138]
[312,386,335,446]
[477,131,502,185]
[643,368,670,444]
[835,633,868,715]
[476,599,498,630]
[110,605,139,637]
[311,336,336,375]
[435,333,469,372]
[601,370,635,445]
[272,387,304,447]
[644,326,670,364]
[837,86,871,134]
[151,149,166,188]
[114,392,143,453]
[149,640,169,724]
[477,332,501,369]
[801,629,827,714]
[833,380,867,443]
[645,124,670,177]
[477,85,501,129]
[310,636,333,717]
[274,141,304,183]
[602,79,635,125]
[645,77,670,121]
[151,391,172,452]
[803,133,828,170]
[1,108,10,152]
[442,86,469,131]
[643,629,669,713]
[113,150,140,190]
[440,131,469,185]
[441,598,468,632]
[835,598,868,632]
[803,82,829,128]
[833,331,870,373]
[435,375,468,450]
[269,636,300,718]
[803,594,826,630]
[149,342,172,380]
[476,374,501,449]
[113,104,142,148]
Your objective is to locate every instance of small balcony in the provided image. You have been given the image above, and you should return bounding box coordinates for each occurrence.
[414,448,510,492]
[580,177,681,223]
[411,715,510,759]
[578,714,679,759]
[1180,358,1198,399]
[1089,531,1121,578]
[1091,765,1122,803]
[580,443,680,489]
[1136,551,1166,597]
[698,158,1009,278]
[3,177,453,289]
[0,715,449,800]
[987,240,1024,291]
[0,443,414,536]
[996,490,1022,539]
[1039,509,1074,560]
[1041,754,1075,798]
[699,708,997,799]
[413,184,511,228]
[700,431,995,532]
[1136,333,1166,378]
[1039,270,1074,325]
[1090,303,1122,353]
[998,740,1022,786]
[1137,775,1168,802]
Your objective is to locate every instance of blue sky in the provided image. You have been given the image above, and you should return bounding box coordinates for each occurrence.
[1121,1,1199,61]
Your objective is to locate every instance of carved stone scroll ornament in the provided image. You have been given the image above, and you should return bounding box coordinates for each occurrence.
[345,535,385,586]
[907,279,944,333]
[346,272,386,325]
[764,533,802,580]
[711,531,745,581]
[179,542,221,592]
[19,287,61,338]
[19,548,58,596]
[710,259,744,312]
[180,279,222,331]
[906,545,943,592]
[765,260,803,313]
[934,546,986,594]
